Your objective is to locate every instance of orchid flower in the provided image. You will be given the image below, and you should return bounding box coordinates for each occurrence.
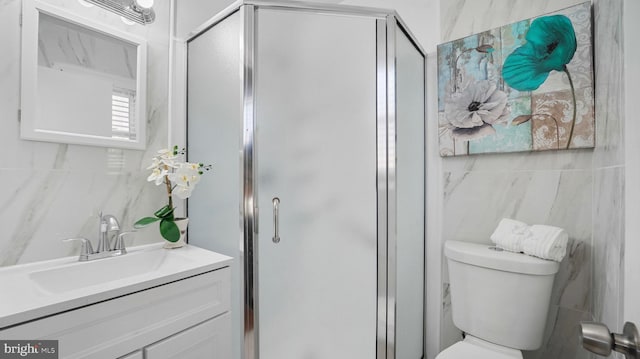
[135,146,212,242]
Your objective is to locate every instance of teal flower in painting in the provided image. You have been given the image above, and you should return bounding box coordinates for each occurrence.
[502,15,577,91]
[502,14,578,149]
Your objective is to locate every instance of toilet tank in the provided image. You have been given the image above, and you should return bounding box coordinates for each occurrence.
[444,241,560,350]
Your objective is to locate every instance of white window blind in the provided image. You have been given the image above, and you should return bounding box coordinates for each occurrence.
[112,87,136,140]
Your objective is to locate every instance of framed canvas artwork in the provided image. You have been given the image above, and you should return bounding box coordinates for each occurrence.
[437,2,594,156]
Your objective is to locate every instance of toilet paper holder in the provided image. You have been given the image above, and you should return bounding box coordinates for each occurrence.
[580,321,639,359]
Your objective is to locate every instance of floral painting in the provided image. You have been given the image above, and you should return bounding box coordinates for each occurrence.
[437,2,594,156]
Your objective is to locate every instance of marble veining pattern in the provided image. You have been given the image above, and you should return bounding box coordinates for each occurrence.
[440,282,462,350]
[592,167,624,331]
[0,0,171,266]
[442,148,593,173]
[593,0,624,167]
[441,168,592,357]
[591,0,625,344]
[437,0,625,357]
[441,0,581,43]
[443,170,592,245]
[38,14,138,80]
[524,306,594,359]
[551,238,590,311]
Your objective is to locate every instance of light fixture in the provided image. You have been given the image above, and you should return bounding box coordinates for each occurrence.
[134,0,153,9]
[78,0,94,7]
[82,0,155,25]
[120,15,135,25]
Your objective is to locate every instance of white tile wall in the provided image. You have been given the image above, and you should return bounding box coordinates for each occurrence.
[435,0,625,358]
[0,0,171,266]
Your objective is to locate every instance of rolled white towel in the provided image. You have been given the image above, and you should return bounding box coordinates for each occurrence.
[490,218,531,253]
[522,225,568,262]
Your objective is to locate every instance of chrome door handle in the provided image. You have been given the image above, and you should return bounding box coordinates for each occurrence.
[272,197,280,243]
[580,321,640,359]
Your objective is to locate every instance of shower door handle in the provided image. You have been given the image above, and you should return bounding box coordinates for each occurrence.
[272,197,280,243]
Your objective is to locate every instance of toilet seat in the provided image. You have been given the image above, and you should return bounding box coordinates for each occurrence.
[435,335,523,359]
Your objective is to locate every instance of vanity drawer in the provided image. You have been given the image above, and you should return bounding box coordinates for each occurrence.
[0,267,230,359]
[118,350,143,359]
[144,313,231,359]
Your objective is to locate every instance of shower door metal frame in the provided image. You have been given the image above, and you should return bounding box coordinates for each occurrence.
[384,15,398,359]
[240,5,258,359]
[183,2,426,358]
[376,17,390,359]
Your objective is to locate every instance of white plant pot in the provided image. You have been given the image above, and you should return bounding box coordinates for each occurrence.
[163,218,188,249]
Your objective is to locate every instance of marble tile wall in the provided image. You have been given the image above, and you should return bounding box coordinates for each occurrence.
[0,0,171,266]
[591,0,625,346]
[436,0,625,358]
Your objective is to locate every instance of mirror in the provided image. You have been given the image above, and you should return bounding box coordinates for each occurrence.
[20,0,147,149]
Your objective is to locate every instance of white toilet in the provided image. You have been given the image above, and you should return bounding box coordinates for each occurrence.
[436,240,560,359]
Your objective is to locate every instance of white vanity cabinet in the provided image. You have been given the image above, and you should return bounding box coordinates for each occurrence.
[143,313,231,359]
[1,265,231,359]
[118,351,143,359]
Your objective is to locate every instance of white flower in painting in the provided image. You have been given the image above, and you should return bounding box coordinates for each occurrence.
[445,80,510,140]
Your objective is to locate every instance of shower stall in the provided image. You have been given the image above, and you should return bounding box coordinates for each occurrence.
[185,1,425,358]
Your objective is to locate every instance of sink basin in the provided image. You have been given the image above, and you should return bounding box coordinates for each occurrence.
[29,249,172,294]
[0,243,232,329]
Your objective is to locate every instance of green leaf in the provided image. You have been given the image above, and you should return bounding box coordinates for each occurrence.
[134,217,161,228]
[160,219,180,242]
[154,205,175,220]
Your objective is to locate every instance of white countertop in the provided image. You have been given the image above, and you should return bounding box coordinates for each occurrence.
[0,243,232,329]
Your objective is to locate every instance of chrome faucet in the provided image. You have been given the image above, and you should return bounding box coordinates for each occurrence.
[98,213,120,253]
[64,213,134,261]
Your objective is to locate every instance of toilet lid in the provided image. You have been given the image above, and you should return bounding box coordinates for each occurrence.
[436,337,522,359]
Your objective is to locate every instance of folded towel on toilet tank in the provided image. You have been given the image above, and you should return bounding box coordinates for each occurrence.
[489,218,531,253]
[522,225,568,262]
[489,218,568,262]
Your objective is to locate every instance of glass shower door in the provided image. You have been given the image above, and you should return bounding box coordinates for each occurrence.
[395,26,426,359]
[255,8,378,359]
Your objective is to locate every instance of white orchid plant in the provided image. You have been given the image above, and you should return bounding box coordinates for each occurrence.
[134,146,211,242]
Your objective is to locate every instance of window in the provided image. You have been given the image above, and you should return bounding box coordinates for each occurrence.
[112,87,136,140]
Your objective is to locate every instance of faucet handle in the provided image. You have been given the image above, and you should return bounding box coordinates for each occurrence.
[63,238,94,261]
[112,231,134,253]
